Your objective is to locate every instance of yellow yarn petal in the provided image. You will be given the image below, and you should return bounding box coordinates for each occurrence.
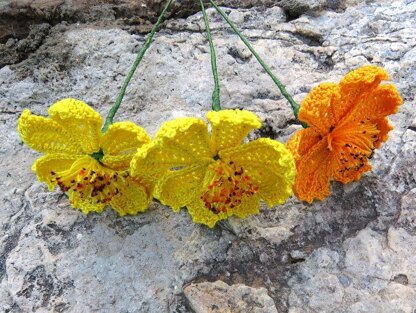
[207,109,261,154]
[220,138,296,207]
[68,191,106,214]
[18,110,84,154]
[186,193,261,228]
[131,118,212,181]
[48,98,102,154]
[32,154,81,190]
[186,197,229,228]
[102,154,133,172]
[111,177,152,216]
[101,121,151,171]
[101,121,151,155]
[155,117,212,159]
[156,164,208,211]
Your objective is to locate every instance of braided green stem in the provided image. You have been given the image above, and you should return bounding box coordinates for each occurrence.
[209,0,301,119]
[102,0,173,132]
[200,0,221,111]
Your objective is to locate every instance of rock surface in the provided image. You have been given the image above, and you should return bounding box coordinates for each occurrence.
[1,0,415,312]
[184,280,278,313]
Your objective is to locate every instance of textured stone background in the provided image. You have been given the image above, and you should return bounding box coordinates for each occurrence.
[1,0,415,312]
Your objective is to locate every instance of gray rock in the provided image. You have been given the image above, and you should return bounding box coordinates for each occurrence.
[184,280,278,313]
[1,0,415,312]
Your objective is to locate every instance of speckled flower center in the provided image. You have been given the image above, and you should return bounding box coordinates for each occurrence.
[50,158,125,205]
[327,120,380,173]
[200,160,259,214]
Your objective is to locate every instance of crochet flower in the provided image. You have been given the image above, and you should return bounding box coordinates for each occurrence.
[287,66,403,203]
[131,109,296,228]
[18,98,153,215]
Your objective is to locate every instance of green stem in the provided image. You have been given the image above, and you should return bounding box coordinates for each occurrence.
[200,0,221,111]
[209,0,301,119]
[101,0,173,132]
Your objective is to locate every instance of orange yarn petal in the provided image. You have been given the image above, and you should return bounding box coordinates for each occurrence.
[341,84,403,126]
[298,82,340,135]
[373,118,393,148]
[286,127,322,161]
[338,66,390,121]
[293,138,332,203]
[332,158,372,184]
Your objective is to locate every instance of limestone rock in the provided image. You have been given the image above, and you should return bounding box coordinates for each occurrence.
[184,280,278,313]
[0,0,415,312]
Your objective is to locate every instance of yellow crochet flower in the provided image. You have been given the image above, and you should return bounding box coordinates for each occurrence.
[18,98,153,215]
[131,109,296,228]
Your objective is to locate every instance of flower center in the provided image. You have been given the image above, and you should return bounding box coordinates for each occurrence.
[50,158,125,205]
[200,160,259,214]
[327,120,380,173]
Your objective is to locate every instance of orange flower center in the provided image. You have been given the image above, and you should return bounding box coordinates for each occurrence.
[200,160,259,214]
[327,120,380,173]
[51,159,124,205]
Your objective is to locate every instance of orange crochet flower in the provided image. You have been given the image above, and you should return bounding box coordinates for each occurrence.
[287,66,403,203]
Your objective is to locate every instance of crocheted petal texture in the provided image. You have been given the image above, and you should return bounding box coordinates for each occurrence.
[373,118,393,148]
[186,192,261,228]
[207,110,262,154]
[39,156,126,214]
[32,154,80,190]
[110,177,152,216]
[48,98,102,154]
[186,197,227,228]
[220,138,296,207]
[155,117,212,159]
[18,110,85,154]
[131,118,211,181]
[101,121,151,171]
[332,157,372,184]
[328,119,380,184]
[286,127,322,162]
[337,66,390,122]
[293,138,332,203]
[298,82,340,135]
[340,84,403,126]
[156,164,207,211]
[68,191,106,214]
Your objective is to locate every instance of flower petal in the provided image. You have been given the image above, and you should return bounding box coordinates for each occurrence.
[332,157,372,184]
[48,98,102,154]
[220,138,296,207]
[101,121,151,155]
[156,117,212,158]
[131,118,211,181]
[298,83,340,135]
[207,110,261,154]
[156,164,207,211]
[18,110,84,154]
[338,66,390,122]
[293,138,332,203]
[186,198,228,228]
[32,154,81,190]
[68,191,106,214]
[341,83,402,125]
[373,118,393,148]
[186,193,261,228]
[101,121,151,171]
[286,127,322,162]
[110,177,152,216]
